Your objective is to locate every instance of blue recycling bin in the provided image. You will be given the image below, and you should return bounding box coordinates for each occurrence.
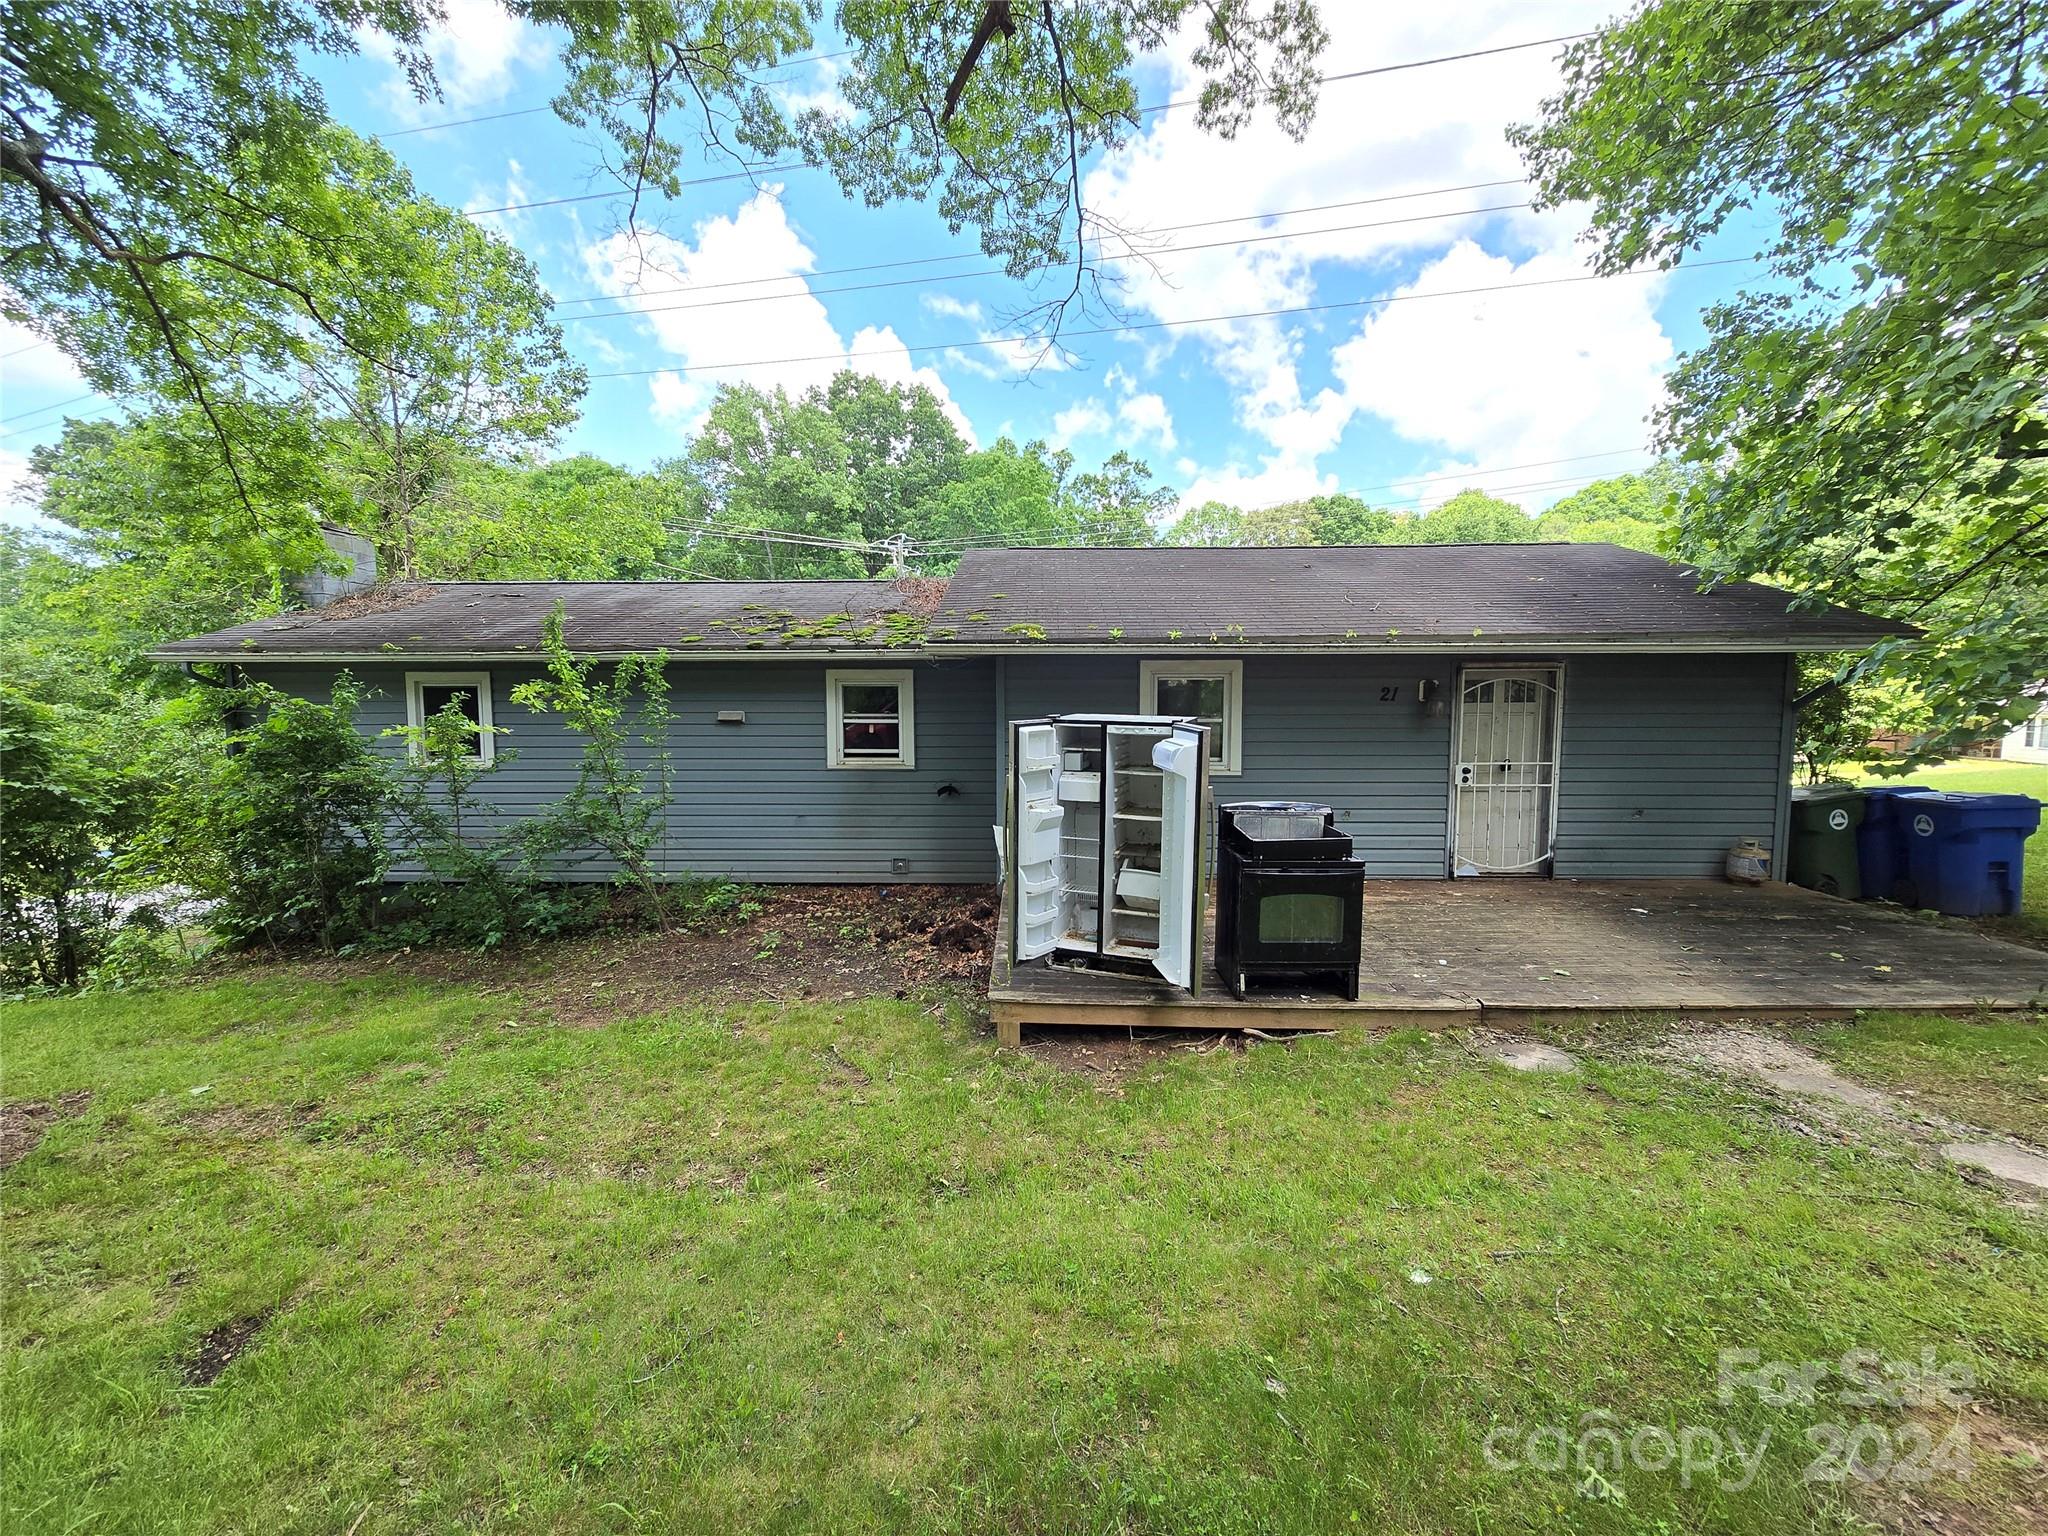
[1898,791,2042,917]
[1857,784,1932,907]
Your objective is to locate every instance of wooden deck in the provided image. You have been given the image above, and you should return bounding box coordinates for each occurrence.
[989,879,2048,1044]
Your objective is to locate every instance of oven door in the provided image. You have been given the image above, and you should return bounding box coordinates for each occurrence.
[1234,865,1362,966]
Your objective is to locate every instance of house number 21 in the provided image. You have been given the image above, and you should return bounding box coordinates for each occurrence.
[1378,686,1401,702]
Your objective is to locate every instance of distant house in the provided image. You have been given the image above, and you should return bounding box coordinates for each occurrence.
[2001,685,2048,764]
[152,542,1911,884]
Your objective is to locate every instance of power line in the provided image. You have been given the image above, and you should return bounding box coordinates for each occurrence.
[455,32,1594,221]
[0,388,100,427]
[584,256,1755,378]
[1136,32,1593,116]
[569,199,1536,325]
[548,177,1530,309]
[377,48,859,140]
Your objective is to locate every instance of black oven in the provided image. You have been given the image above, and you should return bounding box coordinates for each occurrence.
[1217,804,1365,1000]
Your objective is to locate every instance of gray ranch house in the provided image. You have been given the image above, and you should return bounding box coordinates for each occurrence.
[154,541,1909,885]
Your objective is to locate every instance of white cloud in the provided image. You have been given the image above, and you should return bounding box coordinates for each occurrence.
[1049,399,1113,448]
[463,158,533,239]
[1177,453,1336,513]
[1117,391,1177,451]
[0,317,82,392]
[920,293,985,323]
[1078,1,1665,506]
[0,446,34,521]
[580,192,974,444]
[369,0,550,117]
[1330,239,1671,497]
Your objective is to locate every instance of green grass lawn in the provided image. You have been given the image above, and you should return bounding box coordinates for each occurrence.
[1806,1010,2048,1146]
[6,978,2047,1535]
[1848,758,2048,944]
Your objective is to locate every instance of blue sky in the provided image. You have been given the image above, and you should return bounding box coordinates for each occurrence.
[0,1,1768,527]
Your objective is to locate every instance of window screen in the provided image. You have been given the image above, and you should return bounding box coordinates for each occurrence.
[839,681,903,759]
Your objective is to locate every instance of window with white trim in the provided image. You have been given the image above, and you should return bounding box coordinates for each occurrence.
[826,669,915,769]
[1139,659,1243,775]
[2026,708,2048,750]
[405,671,496,763]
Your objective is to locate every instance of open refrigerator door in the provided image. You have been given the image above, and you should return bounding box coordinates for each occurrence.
[1150,730,1204,989]
[1011,723,1064,960]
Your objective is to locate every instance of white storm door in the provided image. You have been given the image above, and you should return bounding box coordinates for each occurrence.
[1151,733,1201,988]
[1453,668,1560,875]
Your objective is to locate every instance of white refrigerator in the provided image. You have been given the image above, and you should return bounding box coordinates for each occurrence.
[1006,714,1210,991]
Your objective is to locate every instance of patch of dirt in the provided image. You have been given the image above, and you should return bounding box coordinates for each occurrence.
[211,885,1001,1026]
[1850,1403,2048,1536]
[0,1090,92,1170]
[526,885,998,1026]
[1650,1024,2048,1204]
[181,1309,274,1386]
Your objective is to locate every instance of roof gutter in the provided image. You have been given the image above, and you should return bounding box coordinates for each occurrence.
[150,634,1906,664]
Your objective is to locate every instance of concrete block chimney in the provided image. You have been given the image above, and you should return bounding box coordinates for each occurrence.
[295,523,378,608]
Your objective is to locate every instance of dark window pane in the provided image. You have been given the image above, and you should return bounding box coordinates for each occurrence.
[842,720,901,756]
[1156,676,1225,719]
[841,684,899,717]
[420,685,482,727]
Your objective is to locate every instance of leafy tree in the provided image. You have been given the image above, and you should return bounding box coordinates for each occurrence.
[414,456,669,580]
[1305,495,1402,546]
[5,0,1328,442]
[1058,450,1170,545]
[1165,499,1316,546]
[1408,490,1538,545]
[149,675,395,950]
[300,152,588,577]
[1515,0,2048,753]
[0,684,144,987]
[1533,469,1681,553]
[509,606,675,927]
[17,414,325,686]
[908,436,1066,567]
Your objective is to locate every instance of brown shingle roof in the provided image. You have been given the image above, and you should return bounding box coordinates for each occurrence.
[151,544,1913,659]
[936,543,1912,649]
[151,578,934,659]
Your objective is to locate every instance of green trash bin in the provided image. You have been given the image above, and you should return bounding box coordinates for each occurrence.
[1788,785,1865,899]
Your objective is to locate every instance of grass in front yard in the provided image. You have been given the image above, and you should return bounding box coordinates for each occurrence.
[1852,758,2048,943]
[5,979,2047,1534]
[1806,1009,2048,1146]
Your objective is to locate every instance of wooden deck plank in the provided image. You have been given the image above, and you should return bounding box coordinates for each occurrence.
[988,877,2048,1039]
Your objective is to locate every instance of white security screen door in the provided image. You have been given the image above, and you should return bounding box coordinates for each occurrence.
[1452,667,1561,876]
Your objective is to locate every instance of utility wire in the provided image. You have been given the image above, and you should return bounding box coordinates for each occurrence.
[0,388,101,427]
[377,48,859,139]
[457,32,1593,220]
[569,200,1536,324]
[548,177,1530,308]
[584,256,1755,378]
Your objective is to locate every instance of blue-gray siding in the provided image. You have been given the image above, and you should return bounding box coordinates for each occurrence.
[256,650,1793,883]
[1553,654,1792,878]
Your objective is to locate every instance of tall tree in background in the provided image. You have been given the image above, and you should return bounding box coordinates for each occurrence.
[1516,0,2048,750]
[5,0,1329,427]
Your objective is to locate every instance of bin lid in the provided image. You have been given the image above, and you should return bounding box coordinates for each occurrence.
[1895,790,2041,808]
[1894,789,2043,829]
[1791,784,1862,803]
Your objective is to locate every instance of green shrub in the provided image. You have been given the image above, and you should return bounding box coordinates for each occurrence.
[510,604,675,927]
[0,684,140,987]
[146,673,394,950]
